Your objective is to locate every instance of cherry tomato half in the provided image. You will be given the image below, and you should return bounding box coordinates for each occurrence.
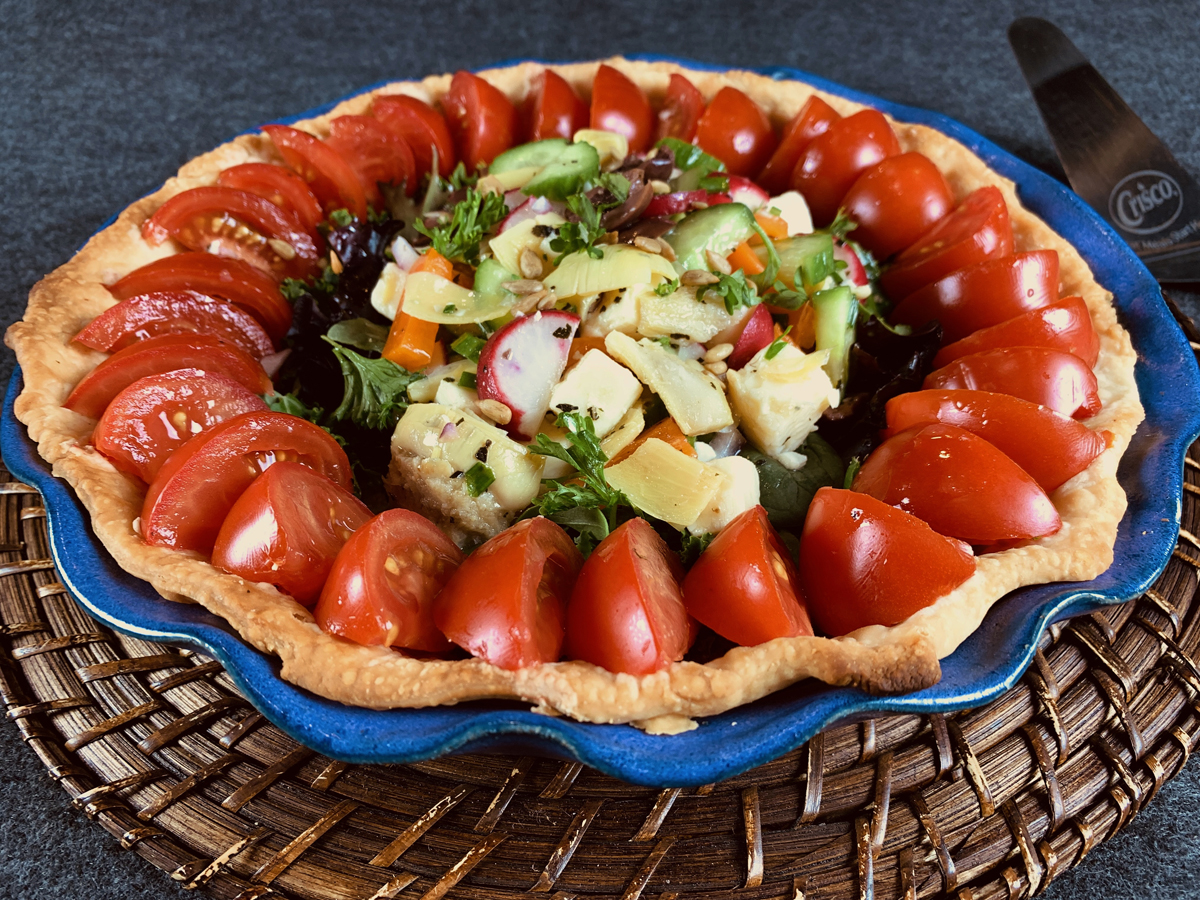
[932,296,1100,369]
[565,517,689,675]
[923,347,1101,419]
[891,250,1060,344]
[64,333,271,420]
[884,390,1109,493]
[372,94,457,179]
[315,509,462,652]
[682,506,813,646]
[654,72,705,143]
[443,70,519,172]
[523,69,588,142]
[213,461,372,607]
[695,86,778,178]
[727,303,774,370]
[106,253,292,343]
[880,186,1014,301]
[262,124,369,220]
[142,411,351,553]
[216,162,325,239]
[853,423,1061,543]
[92,369,268,483]
[433,517,582,669]
[589,64,653,153]
[326,114,417,201]
[799,487,976,636]
[791,109,900,226]
[757,95,839,196]
[841,153,953,259]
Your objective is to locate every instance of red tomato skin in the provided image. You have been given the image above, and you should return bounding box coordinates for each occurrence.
[589,64,654,153]
[93,369,268,483]
[74,291,276,358]
[142,411,352,553]
[800,488,976,636]
[932,296,1100,369]
[326,115,417,200]
[216,162,325,238]
[261,124,369,220]
[841,153,953,259]
[212,461,372,606]
[852,423,1061,543]
[64,333,271,420]
[316,509,462,652]
[923,347,1102,419]
[892,250,1060,343]
[433,517,582,669]
[727,303,775,369]
[884,390,1108,493]
[682,506,813,646]
[565,518,689,675]
[756,95,839,195]
[372,94,457,179]
[654,72,705,143]
[523,69,588,142]
[106,253,292,344]
[443,70,519,172]
[880,186,1015,301]
[790,109,901,226]
[695,87,778,178]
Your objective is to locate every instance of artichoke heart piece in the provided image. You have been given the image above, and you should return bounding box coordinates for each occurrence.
[605,438,725,530]
[401,272,517,325]
[488,213,565,276]
[543,244,676,300]
[637,285,734,343]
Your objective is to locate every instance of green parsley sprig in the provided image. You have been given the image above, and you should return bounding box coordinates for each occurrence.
[414,187,508,266]
[657,137,729,192]
[702,270,758,315]
[322,336,422,431]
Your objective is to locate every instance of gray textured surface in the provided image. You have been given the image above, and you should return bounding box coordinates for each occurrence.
[2,1,1199,897]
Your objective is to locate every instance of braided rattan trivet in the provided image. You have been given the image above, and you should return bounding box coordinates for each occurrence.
[2,451,1199,900]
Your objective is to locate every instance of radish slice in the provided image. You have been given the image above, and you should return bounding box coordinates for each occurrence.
[498,195,563,234]
[477,310,581,439]
[834,240,868,286]
[644,190,708,218]
[728,175,769,211]
[727,304,775,370]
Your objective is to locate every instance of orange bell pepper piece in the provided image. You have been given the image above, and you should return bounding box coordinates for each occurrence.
[785,303,816,351]
[568,336,608,367]
[381,249,452,370]
[754,211,789,240]
[606,417,696,467]
[727,241,765,276]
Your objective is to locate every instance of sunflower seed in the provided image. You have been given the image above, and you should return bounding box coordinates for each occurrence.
[681,269,720,286]
[502,279,544,295]
[705,249,732,275]
[518,248,544,279]
[268,238,296,260]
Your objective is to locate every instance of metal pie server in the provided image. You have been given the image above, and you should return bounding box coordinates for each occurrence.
[1009,17,1200,287]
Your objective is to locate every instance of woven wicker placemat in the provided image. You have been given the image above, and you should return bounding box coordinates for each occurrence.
[2,447,1199,900]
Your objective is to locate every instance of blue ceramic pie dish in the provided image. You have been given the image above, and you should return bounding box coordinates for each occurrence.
[5,56,1200,788]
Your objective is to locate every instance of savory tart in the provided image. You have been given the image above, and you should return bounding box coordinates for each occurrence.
[6,58,1142,733]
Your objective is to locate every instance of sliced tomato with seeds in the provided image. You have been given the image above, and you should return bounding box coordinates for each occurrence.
[695,86,778,178]
[141,186,320,281]
[372,94,456,179]
[923,347,1101,419]
[589,64,654,153]
[932,296,1100,368]
[523,69,589,142]
[791,109,900,226]
[74,291,275,358]
[212,461,372,607]
[216,162,325,238]
[433,517,582,669]
[64,333,271,419]
[106,253,292,343]
[92,369,268,483]
[262,124,368,220]
[654,72,705,143]
[840,153,953,259]
[326,115,417,200]
[316,509,461,652]
[142,411,351,553]
[757,95,839,195]
[443,70,519,172]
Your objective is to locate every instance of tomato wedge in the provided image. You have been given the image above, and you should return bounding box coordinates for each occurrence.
[141,186,321,281]
[372,94,456,179]
[93,369,268,483]
[326,114,417,200]
[892,250,1060,343]
[727,303,775,370]
[522,69,588,142]
[840,153,953,259]
[799,488,976,636]
[589,64,653,153]
[262,124,368,220]
[884,390,1109,492]
[852,423,1061,543]
[316,509,462,652]
[932,296,1100,369]
[791,109,900,226]
[142,411,351,553]
[924,347,1101,419]
[880,186,1014,301]
[757,95,839,195]
[106,253,292,343]
[433,517,582,669]
[695,87,778,178]
[65,333,271,419]
[443,70,519,172]
[682,506,813,646]
[74,291,275,359]
[565,517,689,675]
[216,162,325,238]
[655,72,705,143]
[212,461,371,607]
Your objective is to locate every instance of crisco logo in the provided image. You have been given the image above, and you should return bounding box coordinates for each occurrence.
[1108,169,1184,235]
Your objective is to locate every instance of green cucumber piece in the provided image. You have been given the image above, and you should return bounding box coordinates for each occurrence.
[811,285,857,388]
[775,233,834,292]
[489,139,571,174]
[474,257,518,299]
[664,203,757,274]
[522,142,600,200]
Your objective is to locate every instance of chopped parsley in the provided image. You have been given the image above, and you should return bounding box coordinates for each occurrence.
[414,187,508,266]
[328,208,354,227]
[657,137,729,192]
[765,326,792,361]
[450,332,487,363]
[446,160,479,190]
[549,192,610,262]
[655,278,680,297]
[323,336,422,430]
[703,270,758,315]
[463,462,495,497]
[679,531,715,566]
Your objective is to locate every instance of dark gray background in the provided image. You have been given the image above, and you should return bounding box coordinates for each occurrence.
[2,1,1199,897]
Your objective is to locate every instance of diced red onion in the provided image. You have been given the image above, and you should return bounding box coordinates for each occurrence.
[439,421,459,441]
[390,235,420,272]
[497,195,564,234]
[708,427,745,459]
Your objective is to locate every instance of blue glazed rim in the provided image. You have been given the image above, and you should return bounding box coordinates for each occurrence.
[5,56,1200,787]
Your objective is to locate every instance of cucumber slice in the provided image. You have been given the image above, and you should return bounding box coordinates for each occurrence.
[811,285,857,388]
[522,142,600,200]
[775,233,834,291]
[664,203,757,274]
[474,257,517,299]
[490,139,571,175]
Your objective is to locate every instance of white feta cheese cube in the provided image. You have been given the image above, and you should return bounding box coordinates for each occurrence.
[766,191,814,236]
[688,456,761,534]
